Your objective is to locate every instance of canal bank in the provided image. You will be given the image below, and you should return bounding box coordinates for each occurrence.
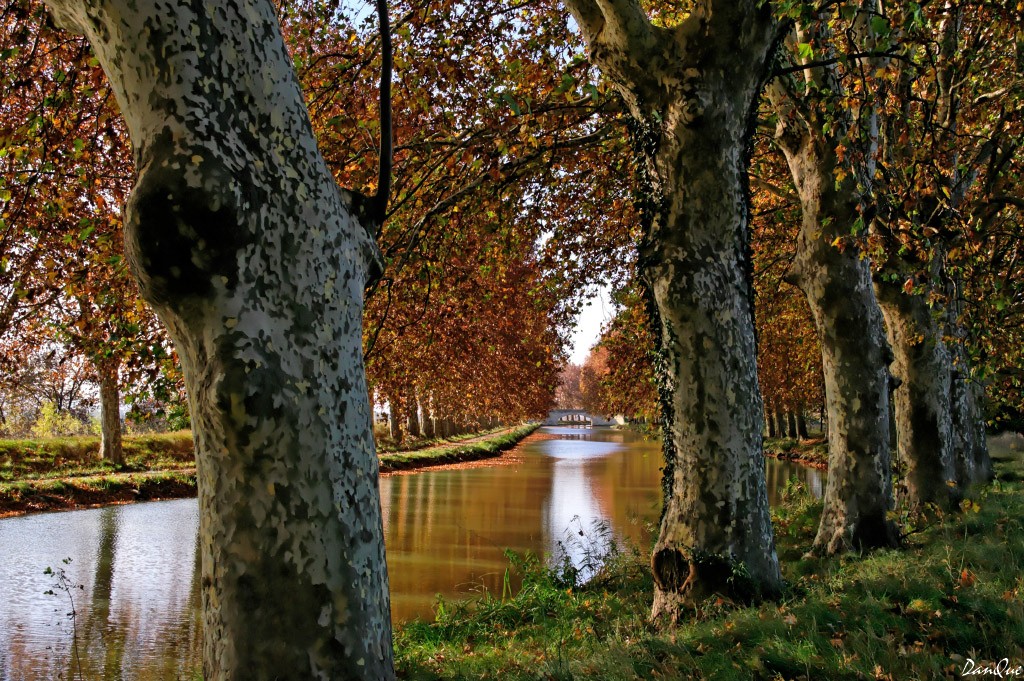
[0,425,824,679]
[0,423,539,518]
[395,455,1024,681]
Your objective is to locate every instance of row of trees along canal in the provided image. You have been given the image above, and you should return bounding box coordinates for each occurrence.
[0,0,1021,677]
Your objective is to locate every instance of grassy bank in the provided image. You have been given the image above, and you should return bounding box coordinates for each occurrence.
[764,436,829,469]
[0,430,196,481]
[379,424,539,472]
[395,459,1024,680]
[376,426,510,454]
[0,423,539,516]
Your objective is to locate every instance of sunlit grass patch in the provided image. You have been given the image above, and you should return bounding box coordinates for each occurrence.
[0,430,195,483]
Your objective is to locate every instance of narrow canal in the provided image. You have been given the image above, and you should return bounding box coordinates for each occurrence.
[0,426,824,680]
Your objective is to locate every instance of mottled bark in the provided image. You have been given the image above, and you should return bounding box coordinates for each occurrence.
[769,5,900,554]
[949,360,976,488]
[97,357,124,466]
[775,140,900,553]
[947,302,993,486]
[562,0,782,616]
[875,283,957,511]
[41,1,395,678]
[968,381,993,482]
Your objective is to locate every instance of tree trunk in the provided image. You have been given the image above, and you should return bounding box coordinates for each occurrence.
[969,381,993,482]
[949,345,993,487]
[775,407,787,440]
[820,396,827,442]
[405,393,421,439]
[946,281,993,486]
[794,231,900,553]
[766,410,776,438]
[389,400,403,444]
[97,357,124,466]
[949,356,976,491]
[562,0,782,616]
[770,27,901,553]
[41,1,395,678]
[786,410,798,439]
[796,406,809,440]
[421,395,435,439]
[875,282,957,511]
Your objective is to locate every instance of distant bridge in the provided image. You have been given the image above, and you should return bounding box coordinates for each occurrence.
[544,409,621,427]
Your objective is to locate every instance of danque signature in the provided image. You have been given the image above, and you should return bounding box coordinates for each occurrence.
[962,658,1024,677]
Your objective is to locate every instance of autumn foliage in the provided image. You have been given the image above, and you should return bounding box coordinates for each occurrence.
[0,0,1021,440]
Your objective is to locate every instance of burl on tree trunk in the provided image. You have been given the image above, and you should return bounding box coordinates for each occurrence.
[561,0,782,618]
[41,0,395,678]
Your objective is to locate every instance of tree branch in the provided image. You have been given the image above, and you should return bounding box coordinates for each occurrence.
[769,48,906,79]
[370,0,392,232]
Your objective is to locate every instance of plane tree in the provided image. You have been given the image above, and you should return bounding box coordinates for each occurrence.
[558,0,784,616]
[36,0,397,677]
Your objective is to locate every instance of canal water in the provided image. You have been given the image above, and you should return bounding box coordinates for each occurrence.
[0,426,823,680]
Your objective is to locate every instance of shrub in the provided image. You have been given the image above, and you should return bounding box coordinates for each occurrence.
[31,403,90,438]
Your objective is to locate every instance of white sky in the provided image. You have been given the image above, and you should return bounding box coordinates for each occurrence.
[568,286,612,365]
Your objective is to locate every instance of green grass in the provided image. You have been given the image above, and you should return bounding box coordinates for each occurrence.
[379,424,539,472]
[394,463,1024,680]
[0,430,195,483]
[376,426,513,454]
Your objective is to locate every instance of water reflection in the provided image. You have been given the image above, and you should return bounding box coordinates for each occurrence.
[0,426,822,680]
[0,500,202,680]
